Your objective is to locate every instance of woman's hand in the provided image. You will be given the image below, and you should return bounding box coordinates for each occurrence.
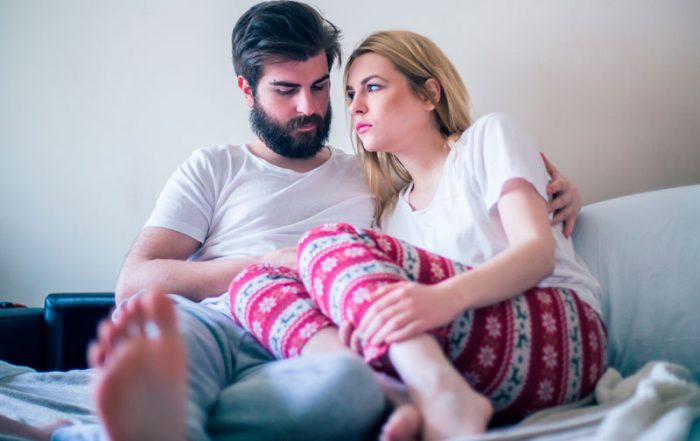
[338,321,364,355]
[358,281,459,346]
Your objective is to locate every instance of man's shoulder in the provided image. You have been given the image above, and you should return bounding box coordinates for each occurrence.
[191,144,246,161]
[181,144,249,170]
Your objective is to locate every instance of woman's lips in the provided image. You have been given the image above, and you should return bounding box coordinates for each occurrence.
[355,122,371,134]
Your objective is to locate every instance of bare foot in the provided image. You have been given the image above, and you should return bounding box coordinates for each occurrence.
[417,366,493,441]
[388,336,494,441]
[88,291,187,441]
[380,403,422,441]
[0,415,71,441]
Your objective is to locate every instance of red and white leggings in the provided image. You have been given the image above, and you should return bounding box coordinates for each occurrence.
[229,223,607,424]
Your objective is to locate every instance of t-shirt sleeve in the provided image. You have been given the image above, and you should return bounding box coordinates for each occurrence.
[469,113,549,213]
[144,148,218,243]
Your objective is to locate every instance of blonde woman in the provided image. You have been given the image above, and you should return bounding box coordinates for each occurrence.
[230,31,605,440]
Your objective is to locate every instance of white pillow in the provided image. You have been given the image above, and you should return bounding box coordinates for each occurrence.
[572,185,700,379]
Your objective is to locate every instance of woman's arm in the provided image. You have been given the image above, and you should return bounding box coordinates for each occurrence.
[439,178,555,309]
[357,178,555,345]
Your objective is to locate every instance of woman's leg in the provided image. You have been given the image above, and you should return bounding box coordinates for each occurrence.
[297,223,607,435]
[296,223,467,364]
[229,263,348,358]
[445,287,608,425]
[298,223,492,439]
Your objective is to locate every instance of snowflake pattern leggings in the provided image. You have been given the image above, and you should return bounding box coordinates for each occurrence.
[229,223,608,424]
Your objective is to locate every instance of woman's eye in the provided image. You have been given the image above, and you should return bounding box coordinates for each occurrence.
[367,84,380,92]
[346,90,355,101]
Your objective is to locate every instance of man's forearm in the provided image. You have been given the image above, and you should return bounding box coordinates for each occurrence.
[115,256,257,304]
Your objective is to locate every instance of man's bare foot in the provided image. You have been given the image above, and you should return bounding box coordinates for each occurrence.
[372,372,423,441]
[88,291,187,441]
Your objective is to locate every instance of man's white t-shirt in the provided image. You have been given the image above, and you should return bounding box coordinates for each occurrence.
[383,113,602,314]
[145,144,373,310]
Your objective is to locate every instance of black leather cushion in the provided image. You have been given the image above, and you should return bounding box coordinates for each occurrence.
[0,307,45,369]
[44,293,115,370]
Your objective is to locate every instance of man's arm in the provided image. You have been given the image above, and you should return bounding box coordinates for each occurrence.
[114,227,258,304]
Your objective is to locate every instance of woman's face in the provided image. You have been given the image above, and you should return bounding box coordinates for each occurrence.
[345,53,436,154]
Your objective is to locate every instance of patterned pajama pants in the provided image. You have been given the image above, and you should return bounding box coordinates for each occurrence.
[229,223,608,424]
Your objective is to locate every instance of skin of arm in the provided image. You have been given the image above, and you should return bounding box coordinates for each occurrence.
[115,227,297,304]
[357,178,555,345]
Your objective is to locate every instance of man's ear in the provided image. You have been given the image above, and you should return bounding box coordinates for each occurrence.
[237,75,255,108]
[422,78,441,111]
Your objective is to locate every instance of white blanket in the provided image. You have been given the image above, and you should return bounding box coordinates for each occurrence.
[458,362,700,441]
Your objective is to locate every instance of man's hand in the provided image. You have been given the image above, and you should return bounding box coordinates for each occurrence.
[541,153,581,238]
[258,246,298,270]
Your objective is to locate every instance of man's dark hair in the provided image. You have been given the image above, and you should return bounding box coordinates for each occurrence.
[232,1,342,90]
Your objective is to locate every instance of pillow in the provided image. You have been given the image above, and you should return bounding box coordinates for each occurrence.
[572,185,700,379]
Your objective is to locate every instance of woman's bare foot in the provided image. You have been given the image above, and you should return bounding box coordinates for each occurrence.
[381,404,422,441]
[417,369,493,441]
[389,335,494,441]
[88,291,187,441]
[0,415,71,441]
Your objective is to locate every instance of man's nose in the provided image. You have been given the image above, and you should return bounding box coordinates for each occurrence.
[296,89,316,116]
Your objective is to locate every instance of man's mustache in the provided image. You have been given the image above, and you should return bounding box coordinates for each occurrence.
[287,114,324,130]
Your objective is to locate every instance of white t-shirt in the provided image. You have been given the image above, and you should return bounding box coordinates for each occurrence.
[145,144,373,309]
[383,113,602,314]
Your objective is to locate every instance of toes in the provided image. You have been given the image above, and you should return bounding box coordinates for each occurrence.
[95,319,120,357]
[141,291,178,337]
[87,340,105,368]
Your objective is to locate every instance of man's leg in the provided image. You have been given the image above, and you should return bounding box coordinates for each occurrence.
[53,290,384,441]
[52,293,243,441]
[88,290,187,441]
[208,338,385,441]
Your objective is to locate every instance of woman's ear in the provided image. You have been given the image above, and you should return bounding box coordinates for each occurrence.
[422,78,441,111]
[237,75,255,108]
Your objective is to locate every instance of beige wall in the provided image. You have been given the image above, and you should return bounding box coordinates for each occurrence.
[1,0,699,306]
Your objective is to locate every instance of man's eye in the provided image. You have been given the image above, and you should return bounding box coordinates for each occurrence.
[275,88,296,96]
[312,82,328,91]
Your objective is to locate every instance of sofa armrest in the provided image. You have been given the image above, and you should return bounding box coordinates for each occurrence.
[44,293,115,371]
[573,185,700,377]
[0,307,46,369]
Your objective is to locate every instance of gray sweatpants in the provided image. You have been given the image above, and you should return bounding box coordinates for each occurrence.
[52,295,385,441]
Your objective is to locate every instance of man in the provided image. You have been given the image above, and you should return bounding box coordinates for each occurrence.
[0,1,579,440]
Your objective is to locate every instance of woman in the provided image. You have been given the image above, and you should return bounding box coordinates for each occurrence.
[229,31,606,440]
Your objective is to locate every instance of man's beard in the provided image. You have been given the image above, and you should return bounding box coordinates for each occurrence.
[249,101,332,159]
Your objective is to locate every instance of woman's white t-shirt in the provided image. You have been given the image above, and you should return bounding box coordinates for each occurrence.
[382,113,602,314]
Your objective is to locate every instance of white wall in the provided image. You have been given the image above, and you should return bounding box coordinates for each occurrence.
[2,0,699,306]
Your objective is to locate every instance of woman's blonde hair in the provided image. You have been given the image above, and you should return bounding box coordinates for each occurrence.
[343,30,472,226]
